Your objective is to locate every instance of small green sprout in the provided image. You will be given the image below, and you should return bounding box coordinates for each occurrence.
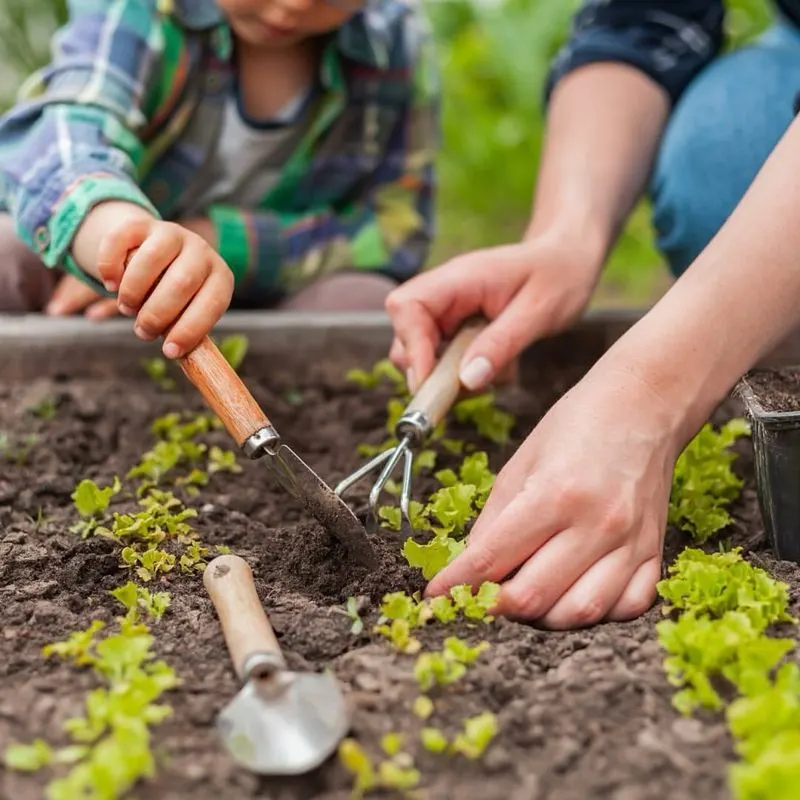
[218,334,248,370]
[421,728,449,753]
[345,597,364,635]
[412,696,434,720]
[451,712,498,759]
[140,357,176,391]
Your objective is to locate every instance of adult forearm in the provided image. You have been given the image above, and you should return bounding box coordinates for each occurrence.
[602,115,800,444]
[528,63,670,266]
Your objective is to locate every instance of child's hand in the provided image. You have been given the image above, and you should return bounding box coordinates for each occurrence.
[97,217,234,359]
[45,274,120,319]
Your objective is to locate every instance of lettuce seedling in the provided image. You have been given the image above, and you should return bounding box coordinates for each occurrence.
[402,535,464,581]
[218,334,248,371]
[140,357,176,391]
[453,393,514,444]
[27,396,57,420]
[427,484,477,536]
[70,477,122,537]
[657,547,794,629]
[379,501,428,532]
[414,638,489,692]
[669,419,750,543]
[435,452,495,509]
[413,696,434,720]
[345,597,364,635]
[450,712,498,760]
[421,728,449,753]
[346,359,407,393]
[450,583,501,621]
[657,610,794,715]
[208,446,241,474]
[374,619,421,654]
[111,582,171,621]
[728,728,800,800]
[179,540,209,574]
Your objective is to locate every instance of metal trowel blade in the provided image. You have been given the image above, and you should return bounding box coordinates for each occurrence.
[217,671,350,776]
[265,443,377,568]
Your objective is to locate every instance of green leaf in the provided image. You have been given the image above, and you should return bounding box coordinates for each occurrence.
[668,420,750,543]
[421,728,449,753]
[412,696,434,720]
[111,582,139,612]
[403,536,458,580]
[453,393,514,444]
[338,739,377,795]
[450,712,498,759]
[427,483,477,535]
[4,739,53,771]
[380,733,404,758]
[218,335,249,370]
[71,477,121,518]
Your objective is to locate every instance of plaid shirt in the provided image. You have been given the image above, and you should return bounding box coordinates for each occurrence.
[0,0,439,302]
[548,1,800,105]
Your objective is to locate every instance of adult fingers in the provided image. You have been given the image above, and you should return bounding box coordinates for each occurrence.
[424,482,563,597]
[162,267,233,358]
[533,547,634,629]
[492,527,627,621]
[385,294,440,394]
[604,556,660,622]
[458,280,554,391]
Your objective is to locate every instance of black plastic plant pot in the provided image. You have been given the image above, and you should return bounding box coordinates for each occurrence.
[738,371,800,562]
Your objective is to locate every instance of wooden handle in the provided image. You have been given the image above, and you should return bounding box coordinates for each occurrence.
[405,317,488,427]
[179,336,270,447]
[203,554,283,679]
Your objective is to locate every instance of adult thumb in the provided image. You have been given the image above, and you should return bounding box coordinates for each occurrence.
[458,286,542,391]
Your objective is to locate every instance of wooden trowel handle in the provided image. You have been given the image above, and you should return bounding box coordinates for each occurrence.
[405,317,487,428]
[179,336,271,447]
[203,554,283,679]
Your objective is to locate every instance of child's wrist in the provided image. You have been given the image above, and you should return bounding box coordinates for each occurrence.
[72,201,155,280]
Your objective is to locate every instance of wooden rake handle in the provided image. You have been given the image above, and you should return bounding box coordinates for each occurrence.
[204,555,283,679]
[405,317,488,428]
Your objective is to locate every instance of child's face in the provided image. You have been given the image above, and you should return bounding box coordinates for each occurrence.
[218,0,364,46]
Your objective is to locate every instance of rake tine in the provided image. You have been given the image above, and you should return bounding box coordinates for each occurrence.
[368,436,411,518]
[335,446,396,497]
[399,445,415,535]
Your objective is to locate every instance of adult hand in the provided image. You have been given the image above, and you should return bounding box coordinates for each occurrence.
[45,274,120,319]
[425,362,682,628]
[385,233,600,393]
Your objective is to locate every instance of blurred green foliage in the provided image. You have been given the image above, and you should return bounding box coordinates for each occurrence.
[0,0,777,304]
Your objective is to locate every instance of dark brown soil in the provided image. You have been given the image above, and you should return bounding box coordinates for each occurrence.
[744,368,800,413]
[0,351,795,800]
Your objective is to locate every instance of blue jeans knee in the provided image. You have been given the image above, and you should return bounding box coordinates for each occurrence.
[650,20,800,277]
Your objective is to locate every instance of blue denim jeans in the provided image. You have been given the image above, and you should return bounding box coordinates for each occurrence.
[651,19,800,276]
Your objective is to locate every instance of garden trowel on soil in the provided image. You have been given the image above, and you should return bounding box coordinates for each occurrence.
[335,317,487,535]
[177,335,377,568]
[204,554,350,775]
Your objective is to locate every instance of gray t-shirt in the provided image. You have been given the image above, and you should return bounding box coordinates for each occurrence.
[191,86,312,211]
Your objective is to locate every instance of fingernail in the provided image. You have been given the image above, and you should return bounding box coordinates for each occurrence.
[118,302,134,316]
[103,280,117,293]
[163,342,182,359]
[406,368,416,392]
[460,356,493,390]
[134,324,155,341]
[44,302,62,316]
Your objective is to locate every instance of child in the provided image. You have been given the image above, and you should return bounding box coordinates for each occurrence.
[0,0,438,359]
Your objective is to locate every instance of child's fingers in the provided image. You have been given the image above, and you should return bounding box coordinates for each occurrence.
[85,298,121,320]
[96,217,155,291]
[162,267,233,358]
[45,275,100,316]
[132,242,211,339]
[117,225,185,314]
